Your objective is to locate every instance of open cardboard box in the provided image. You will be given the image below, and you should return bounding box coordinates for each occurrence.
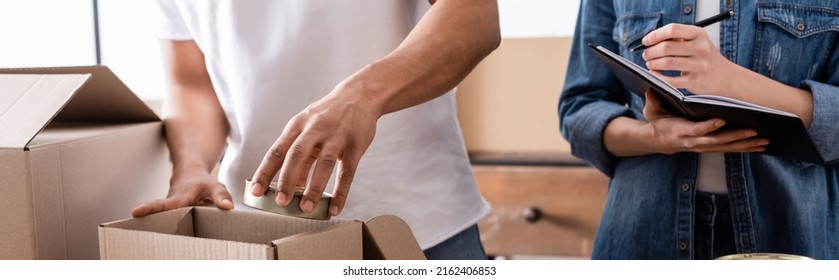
[0,66,170,259]
[98,206,426,260]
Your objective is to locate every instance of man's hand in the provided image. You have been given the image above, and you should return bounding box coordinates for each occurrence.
[132,40,231,218]
[248,0,499,218]
[131,169,233,217]
[249,86,379,217]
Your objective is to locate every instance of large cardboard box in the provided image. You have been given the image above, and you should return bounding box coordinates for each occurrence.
[98,206,426,260]
[0,66,170,259]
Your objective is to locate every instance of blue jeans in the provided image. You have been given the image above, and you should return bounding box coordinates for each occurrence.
[694,192,737,260]
[423,224,487,260]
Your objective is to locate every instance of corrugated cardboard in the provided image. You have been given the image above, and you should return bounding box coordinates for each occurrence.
[0,66,170,259]
[99,206,426,260]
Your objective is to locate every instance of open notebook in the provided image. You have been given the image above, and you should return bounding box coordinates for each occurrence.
[589,44,824,164]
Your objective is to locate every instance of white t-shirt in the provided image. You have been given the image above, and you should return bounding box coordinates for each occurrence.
[695,0,728,193]
[155,0,490,249]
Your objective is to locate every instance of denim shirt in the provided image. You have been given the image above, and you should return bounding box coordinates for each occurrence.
[559,0,839,259]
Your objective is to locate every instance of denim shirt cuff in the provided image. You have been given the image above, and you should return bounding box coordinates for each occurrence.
[565,102,630,176]
[802,80,839,163]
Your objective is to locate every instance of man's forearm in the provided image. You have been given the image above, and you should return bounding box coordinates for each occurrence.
[163,86,229,176]
[159,40,229,176]
[338,0,500,116]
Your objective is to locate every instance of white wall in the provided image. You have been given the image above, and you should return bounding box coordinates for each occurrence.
[98,0,165,102]
[0,0,96,67]
[499,0,579,38]
[0,1,581,101]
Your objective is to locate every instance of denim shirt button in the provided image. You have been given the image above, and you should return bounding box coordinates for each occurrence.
[679,242,688,250]
[683,6,692,14]
[681,183,690,191]
[796,20,805,31]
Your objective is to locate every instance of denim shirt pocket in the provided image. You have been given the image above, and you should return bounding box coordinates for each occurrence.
[754,2,839,86]
[612,12,661,113]
[613,12,661,54]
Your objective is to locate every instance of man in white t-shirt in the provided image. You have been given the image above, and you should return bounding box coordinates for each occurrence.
[131,0,499,259]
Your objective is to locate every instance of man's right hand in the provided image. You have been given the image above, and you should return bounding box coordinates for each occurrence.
[131,171,233,217]
[133,40,232,218]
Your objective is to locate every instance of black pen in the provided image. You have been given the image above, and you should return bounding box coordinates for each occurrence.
[629,10,733,52]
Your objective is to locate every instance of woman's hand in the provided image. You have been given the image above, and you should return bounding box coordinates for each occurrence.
[641,23,737,96]
[641,91,768,155]
[603,91,769,157]
[640,23,814,127]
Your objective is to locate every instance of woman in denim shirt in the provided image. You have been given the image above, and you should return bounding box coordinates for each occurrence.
[560,0,839,259]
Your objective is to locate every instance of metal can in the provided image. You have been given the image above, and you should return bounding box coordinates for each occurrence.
[243,180,332,220]
[716,253,813,260]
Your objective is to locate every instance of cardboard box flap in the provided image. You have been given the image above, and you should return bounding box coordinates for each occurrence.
[192,207,362,259]
[362,215,426,260]
[0,74,90,149]
[99,207,277,259]
[271,222,363,260]
[99,207,194,236]
[192,206,346,244]
[99,224,273,260]
[0,65,159,124]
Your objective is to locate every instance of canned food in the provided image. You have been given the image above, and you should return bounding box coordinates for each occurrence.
[243,180,332,220]
[716,253,813,260]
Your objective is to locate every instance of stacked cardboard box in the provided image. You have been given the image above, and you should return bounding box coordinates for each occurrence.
[0,66,170,259]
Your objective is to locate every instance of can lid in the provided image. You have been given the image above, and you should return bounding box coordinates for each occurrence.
[242,180,332,220]
[716,253,813,260]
